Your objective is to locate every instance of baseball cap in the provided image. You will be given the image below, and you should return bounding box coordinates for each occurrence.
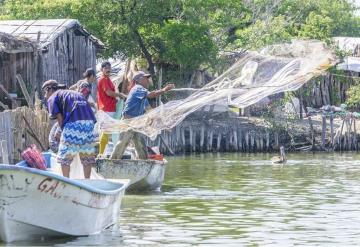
[41,80,66,90]
[132,71,151,82]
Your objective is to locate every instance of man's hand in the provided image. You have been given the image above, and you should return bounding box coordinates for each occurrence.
[118,92,127,99]
[163,83,175,92]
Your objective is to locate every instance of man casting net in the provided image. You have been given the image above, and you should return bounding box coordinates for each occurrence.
[98,40,338,140]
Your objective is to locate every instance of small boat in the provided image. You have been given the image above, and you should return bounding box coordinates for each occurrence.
[0,153,128,243]
[95,157,166,192]
[271,146,287,165]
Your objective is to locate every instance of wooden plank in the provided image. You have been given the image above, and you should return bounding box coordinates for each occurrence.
[1,140,9,164]
[10,53,17,93]
[33,31,41,99]
[0,83,17,107]
[16,74,34,108]
[0,101,9,110]
[321,115,326,150]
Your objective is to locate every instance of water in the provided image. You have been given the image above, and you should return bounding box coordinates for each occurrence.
[5,152,360,246]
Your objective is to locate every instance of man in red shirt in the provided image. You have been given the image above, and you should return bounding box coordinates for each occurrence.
[97,61,126,154]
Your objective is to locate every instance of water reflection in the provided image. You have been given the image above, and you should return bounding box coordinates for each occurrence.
[4,152,360,246]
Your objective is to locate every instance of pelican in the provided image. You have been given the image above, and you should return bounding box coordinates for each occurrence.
[271,146,286,165]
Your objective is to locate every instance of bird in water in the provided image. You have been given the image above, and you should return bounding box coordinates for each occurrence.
[271,146,286,165]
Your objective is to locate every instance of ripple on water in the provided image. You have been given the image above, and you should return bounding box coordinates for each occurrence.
[15,152,360,246]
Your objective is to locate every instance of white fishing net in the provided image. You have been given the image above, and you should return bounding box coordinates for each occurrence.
[98,40,338,140]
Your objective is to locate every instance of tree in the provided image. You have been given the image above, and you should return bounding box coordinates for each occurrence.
[1,0,359,81]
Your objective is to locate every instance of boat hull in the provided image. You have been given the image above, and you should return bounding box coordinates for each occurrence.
[0,165,127,243]
[96,158,166,192]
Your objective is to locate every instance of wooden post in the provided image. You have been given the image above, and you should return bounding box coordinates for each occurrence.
[347,119,352,150]
[238,130,242,151]
[159,134,174,156]
[157,66,162,106]
[299,88,303,119]
[16,74,34,108]
[10,54,17,95]
[33,31,41,100]
[338,120,345,151]
[1,140,9,164]
[176,126,181,153]
[354,119,358,151]
[192,130,197,152]
[181,128,185,152]
[208,130,213,151]
[233,130,238,151]
[216,133,221,152]
[0,84,18,108]
[250,134,255,152]
[189,126,193,152]
[245,131,249,151]
[225,132,230,151]
[200,126,205,151]
[308,117,315,150]
[274,132,279,150]
[0,101,9,110]
[321,115,326,150]
[330,114,334,149]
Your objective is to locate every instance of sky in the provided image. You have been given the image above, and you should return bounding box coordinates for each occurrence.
[354,0,360,15]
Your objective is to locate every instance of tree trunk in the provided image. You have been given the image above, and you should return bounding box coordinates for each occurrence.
[132,28,155,75]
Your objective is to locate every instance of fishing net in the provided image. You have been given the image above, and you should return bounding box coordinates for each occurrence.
[98,40,338,140]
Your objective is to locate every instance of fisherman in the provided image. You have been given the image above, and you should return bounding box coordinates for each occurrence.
[49,69,98,154]
[70,68,97,105]
[43,80,96,178]
[97,61,127,154]
[111,71,175,159]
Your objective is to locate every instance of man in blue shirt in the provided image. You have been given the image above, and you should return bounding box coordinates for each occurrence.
[111,71,174,159]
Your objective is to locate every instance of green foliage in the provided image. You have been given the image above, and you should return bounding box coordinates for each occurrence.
[299,12,334,41]
[235,15,292,49]
[160,22,218,70]
[1,0,359,82]
[233,0,360,50]
[346,79,360,110]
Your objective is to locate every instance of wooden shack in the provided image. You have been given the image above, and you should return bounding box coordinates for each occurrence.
[0,19,104,107]
[0,32,35,109]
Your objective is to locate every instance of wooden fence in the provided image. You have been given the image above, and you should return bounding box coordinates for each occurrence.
[0,107,50,163]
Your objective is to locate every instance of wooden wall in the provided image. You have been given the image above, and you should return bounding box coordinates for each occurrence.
[39,29,97,87]
[0,51,35,107]
[0,28,98,108]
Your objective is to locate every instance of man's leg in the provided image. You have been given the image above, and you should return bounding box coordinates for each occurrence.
[57,155,74,178]
[61,164,70,178]
[57,131,74,178]
[79,153,95,179]
[133,132,148,159]
[110,131,133,159]
[99,133,109,154]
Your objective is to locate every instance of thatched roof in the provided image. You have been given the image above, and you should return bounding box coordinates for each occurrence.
[0,31,35,53]
[0,19,104,50]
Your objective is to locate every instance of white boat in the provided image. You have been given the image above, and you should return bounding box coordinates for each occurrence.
[95,158,166,192]
[0,153,128,243]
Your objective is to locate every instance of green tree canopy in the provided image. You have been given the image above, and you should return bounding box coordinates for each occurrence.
[1,0,359,80]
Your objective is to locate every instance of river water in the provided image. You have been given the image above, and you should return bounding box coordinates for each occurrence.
[5,152,360,246]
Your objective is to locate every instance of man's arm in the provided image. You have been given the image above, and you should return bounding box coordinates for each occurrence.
[69,80,81,90]
[105,90,127,99]
[56,113,63,129]
[147,84,175,99]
